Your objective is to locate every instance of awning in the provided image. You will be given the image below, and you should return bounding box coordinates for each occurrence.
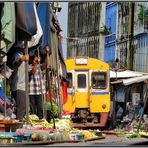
[15,2,37,41]
[123,75,148,86]
[110,79,123,84]
[110,70,146,79]
[37,2,51,55]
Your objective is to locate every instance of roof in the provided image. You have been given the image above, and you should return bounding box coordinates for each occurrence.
[110,70,148,86]
[110,79,124,84]
[110,70,146,78]
[123,75,148,86]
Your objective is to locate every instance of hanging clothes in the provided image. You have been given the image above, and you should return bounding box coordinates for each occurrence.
[28,3,43,48]
[61,80,68,105]
[0,84,12,109]
[37,2,51,55]
[15,2,37,42]
[0,2,15,54]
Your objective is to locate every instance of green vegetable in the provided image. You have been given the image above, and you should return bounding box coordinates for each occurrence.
[45,102,59,117]
[126,133,141,138]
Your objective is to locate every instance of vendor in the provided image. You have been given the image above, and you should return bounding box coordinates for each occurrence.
[29,52,46,119]
[10,47,29,121]
[116,104,124,120]
[136,102,144,119]
[124,103,135,122]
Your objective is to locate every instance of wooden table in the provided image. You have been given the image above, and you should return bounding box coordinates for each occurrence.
[0,121,23,132]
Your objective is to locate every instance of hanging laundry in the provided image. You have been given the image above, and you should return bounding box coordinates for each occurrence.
[0,2,16,54]
[0,84,12,109]
[37,2,51,55]
[62,80,68,105]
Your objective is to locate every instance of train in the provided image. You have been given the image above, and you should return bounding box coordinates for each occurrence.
[63,57,110,127]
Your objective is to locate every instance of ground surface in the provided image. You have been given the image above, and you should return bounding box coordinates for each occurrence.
[45,134,148,146]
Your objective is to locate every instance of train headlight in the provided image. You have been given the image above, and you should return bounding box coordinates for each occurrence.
[102,104,106,109]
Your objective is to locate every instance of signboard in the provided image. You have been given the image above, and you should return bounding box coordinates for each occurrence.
[132,93,140,105]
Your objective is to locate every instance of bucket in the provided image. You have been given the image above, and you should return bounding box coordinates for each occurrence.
[70,134,84,141]
[77,134,84,141]
[24,133,31,143]
[16,135,23,143]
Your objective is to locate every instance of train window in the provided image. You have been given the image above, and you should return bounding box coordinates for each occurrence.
[92,72,107,89]
[67,73,72,88]
[78,74,86,88]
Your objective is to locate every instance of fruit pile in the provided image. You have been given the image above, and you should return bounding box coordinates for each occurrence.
[81,130,98,139]
[139,131,148,137]
[55,119,72,131]
[27,115,52,128]
[70,129,98,140]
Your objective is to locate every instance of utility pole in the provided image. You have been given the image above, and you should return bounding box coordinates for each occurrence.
[99,2,106,60]
[127,2,135,70]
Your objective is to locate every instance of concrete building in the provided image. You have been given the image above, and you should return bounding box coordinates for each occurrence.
[116,2,148,72]
[116,2,130,69]
[67,2,148,73]
[104,2,117,66]
[133,2,148,72]
[67,2,106,59]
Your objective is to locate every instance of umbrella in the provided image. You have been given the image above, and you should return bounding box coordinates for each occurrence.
[37,3,57,127]
[37,2,51,55]
[15,2,37,42]
[28,3,43,48]
[15,2,37,124]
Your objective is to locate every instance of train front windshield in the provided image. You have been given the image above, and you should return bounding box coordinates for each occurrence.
[91,72,107,89]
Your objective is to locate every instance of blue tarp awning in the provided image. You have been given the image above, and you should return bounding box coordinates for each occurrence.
[37,3,51,55]
[15,2,37,41]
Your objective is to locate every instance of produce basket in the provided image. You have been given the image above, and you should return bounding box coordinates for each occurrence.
[0,136,17,144]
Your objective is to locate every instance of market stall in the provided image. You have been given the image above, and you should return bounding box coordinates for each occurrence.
[0,115,105,145]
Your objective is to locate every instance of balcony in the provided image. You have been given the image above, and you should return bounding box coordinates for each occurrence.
[105,33,116,45]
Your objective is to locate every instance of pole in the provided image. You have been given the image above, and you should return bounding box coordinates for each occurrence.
[112,85,116,129]
[24,41,29,125]
[127,2,134,70]
[3,56,7,117]
[46,50,56,129]
[52,8,63,118]
[137,91,148,133]
[54,43,62,119]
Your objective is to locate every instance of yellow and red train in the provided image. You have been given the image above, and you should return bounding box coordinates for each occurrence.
[63,57,110,127]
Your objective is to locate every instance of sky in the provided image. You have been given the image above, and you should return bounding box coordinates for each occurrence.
[57,2,68,59]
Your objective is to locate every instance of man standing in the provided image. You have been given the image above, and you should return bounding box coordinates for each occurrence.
[29,54,45,119]
[10,47,29,121]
